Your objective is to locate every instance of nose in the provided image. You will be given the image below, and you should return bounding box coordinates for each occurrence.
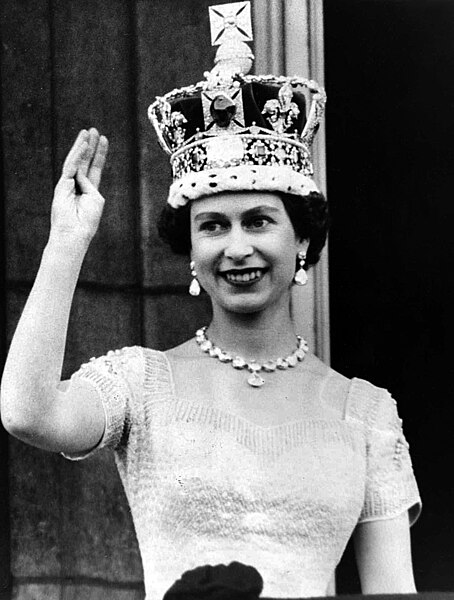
[223,227,254,262]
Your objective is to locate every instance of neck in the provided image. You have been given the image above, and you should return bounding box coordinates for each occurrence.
[207,302,302,363]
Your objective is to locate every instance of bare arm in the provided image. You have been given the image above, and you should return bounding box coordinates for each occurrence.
[1,128,109,454]
[354,512,416,594]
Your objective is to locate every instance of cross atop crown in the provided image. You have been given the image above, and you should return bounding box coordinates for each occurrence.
[207,1,254,85]
[209,2,253,46]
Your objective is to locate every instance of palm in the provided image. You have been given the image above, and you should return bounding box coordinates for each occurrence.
[51,128,109,242]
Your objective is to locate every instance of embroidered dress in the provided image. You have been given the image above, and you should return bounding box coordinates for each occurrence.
[64,347,421,600]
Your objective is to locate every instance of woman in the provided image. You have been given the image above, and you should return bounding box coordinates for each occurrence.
[0,7,420,599]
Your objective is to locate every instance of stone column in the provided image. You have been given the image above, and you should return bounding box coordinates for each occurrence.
[253,0,330,363]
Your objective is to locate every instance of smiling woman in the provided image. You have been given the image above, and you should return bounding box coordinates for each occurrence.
[0,2,421,600]
[190,192,305,317]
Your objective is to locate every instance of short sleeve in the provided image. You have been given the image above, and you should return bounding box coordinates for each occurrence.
[62,346,143,461]
[359,388,422,526]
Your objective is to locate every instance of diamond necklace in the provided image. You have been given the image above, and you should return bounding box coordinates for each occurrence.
[195,326,309,388]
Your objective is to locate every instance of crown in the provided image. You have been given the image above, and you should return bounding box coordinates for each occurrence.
[148,1,326,208]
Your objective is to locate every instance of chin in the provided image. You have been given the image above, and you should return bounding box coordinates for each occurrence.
[215,291,287,316]
[224,302,268,315]
[204,276,293,315]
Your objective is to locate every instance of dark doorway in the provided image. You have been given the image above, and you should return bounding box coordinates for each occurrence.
[324,0,454,592]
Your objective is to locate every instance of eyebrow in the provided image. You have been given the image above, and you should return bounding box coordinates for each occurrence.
[193,205,282,222]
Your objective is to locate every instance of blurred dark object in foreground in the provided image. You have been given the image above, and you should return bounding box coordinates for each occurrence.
[163,562,263,600]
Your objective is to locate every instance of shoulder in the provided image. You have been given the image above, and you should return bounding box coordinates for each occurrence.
[304,354,398,428]
[345,376,401,431]
[75,345,171,385]
[300,353,351,419]
[164,337,210,373]
[76,346,145,378]
[74,346,175,403]
[165,337,199,360]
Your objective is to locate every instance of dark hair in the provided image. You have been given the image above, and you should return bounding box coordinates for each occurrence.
[157,191,329,269]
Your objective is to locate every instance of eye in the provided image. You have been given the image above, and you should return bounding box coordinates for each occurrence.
[245,216,273,230]
[199,220,228,234]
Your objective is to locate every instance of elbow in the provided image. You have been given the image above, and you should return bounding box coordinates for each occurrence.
[0,387,43,441]
[0,384,63,451]
[1,404,46,447]
[1,412,26,439]
[1,391,29,438]
[0,386,16,433]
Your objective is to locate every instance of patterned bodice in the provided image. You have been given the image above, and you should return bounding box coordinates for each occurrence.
[65,347,421,600]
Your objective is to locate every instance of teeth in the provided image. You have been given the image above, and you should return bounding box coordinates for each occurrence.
[225,270,263,283]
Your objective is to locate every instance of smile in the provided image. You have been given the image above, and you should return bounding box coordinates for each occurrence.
[221,268,268,284]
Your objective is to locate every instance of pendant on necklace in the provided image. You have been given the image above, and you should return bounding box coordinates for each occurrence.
[247,371,265,387]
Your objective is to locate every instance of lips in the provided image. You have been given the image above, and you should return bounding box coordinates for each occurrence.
[219,267,268,284]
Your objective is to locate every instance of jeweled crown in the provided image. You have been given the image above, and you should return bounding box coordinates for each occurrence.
[148,2,326,208]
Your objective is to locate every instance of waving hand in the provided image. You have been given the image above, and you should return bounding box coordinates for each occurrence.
[51,128,109,244]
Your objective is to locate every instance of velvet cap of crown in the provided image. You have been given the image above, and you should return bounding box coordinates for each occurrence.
[148,1,326,209]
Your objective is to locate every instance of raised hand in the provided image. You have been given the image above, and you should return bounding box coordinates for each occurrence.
[51,128,109,244]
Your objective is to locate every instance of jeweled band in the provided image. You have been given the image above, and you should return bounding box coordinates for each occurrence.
[171,130,313,180]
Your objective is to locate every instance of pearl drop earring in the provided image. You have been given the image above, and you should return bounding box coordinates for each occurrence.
[189,260,201,296]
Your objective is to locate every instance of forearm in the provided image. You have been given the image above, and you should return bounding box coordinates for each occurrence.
[1,233,89,433]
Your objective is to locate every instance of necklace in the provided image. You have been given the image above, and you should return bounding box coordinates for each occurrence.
[195,326,309,388]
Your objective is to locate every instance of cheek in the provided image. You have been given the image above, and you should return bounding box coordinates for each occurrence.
[280,250,299,277]
[267,233,299,265]
[190,238,220,271]
[271,242,300,281]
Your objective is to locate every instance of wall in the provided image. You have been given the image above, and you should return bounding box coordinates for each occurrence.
[325,0,454,592]
[0,1,214,597]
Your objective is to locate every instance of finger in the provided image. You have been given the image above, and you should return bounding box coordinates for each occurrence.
[54,173,76,198]
[61,140,89,180]
[75,169,98,195]
[79,128,100,177]
[62,130,89,178]
[88,135,109,189]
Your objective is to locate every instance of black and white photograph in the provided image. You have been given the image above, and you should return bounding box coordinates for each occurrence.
[0,1,453,598]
